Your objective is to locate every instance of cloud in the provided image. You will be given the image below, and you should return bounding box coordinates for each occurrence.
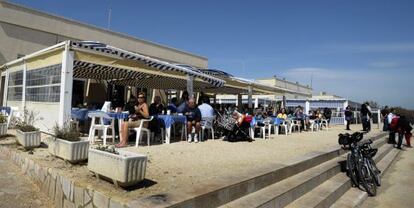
[367,61,401,68]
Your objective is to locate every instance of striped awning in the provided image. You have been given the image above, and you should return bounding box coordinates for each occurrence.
[286,100,307,107]
[309,101,345,109]
[73,60,213,90]
[70,41,225,87]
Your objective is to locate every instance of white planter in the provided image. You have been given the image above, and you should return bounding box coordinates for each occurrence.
[16,130,41,148]
[0,123,7,135]
[87,149,147,186]
[49,138,89,163]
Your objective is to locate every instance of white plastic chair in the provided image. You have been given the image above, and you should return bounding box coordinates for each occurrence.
[88,111,115,145]
[290,120,301,134]
[321,119,329,130]
[200,116,215,141]
[309,120,320,131]
[278,120,289,135]
[134,116,153,147]
[261,120,272,139]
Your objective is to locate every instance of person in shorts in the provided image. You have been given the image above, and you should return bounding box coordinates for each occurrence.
[116,92,149,147]
[183,98,202,143]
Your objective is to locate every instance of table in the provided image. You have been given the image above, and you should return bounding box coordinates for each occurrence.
[157,115,187,144]
[106,111,129,140]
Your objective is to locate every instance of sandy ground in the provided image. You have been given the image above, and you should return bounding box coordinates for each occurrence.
[0,125,383,204]
[0,150,53,208]
[361,144,414,208]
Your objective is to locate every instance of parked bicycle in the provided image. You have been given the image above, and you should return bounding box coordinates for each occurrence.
[338,132,381,196]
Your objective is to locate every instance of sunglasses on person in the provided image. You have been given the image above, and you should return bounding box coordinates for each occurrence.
[138,96,145,99]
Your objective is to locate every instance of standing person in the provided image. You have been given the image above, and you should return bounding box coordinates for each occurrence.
[345,105,353,130]
[323,107,332,127]
[183,98,202,143]
[360,103,369,131]
[116,92,149,148]
[387,108,396,144]
[399,115,413,148]
[381,106,390,131]
[366,102,372,132]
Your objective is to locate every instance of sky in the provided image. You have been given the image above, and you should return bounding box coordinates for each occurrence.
[10,0,414,109]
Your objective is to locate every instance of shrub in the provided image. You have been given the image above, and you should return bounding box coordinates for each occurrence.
[52,123,80,142]
[14,108,40,132]
[0,114,7,124]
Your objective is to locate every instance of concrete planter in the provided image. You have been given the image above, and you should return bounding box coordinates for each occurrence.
[88,148,147,187]
[16,130,41,148]
[49,138,89,163]
[0,123,7,136]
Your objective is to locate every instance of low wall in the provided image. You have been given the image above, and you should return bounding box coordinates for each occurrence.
[0,145,127,208]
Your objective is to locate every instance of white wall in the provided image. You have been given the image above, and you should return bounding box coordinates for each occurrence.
[25,102,60,132]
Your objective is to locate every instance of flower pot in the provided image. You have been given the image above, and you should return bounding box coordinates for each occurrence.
[49,138,89,163]
[16,130,41,148]
[87,149,147,187]
[0,123,7,136]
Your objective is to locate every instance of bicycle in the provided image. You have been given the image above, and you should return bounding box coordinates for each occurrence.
[338,132,381,196]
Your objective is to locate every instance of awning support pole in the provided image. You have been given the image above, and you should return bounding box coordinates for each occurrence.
[248,86,253,110]
[186,75,194,98]
[58,43,74,127]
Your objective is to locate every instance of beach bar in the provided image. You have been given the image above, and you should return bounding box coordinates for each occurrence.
[0,40,225,131]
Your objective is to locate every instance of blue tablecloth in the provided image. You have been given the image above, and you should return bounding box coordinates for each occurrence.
[107,112,129,120]
[71,108,89,121]
[157,115,187,128]
[0,106,11,115]
[250,117,284,127]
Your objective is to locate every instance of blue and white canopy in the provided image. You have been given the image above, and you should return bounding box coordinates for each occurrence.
[70,41,225,88]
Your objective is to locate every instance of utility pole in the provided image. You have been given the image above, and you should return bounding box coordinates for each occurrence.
[107,4,112,30]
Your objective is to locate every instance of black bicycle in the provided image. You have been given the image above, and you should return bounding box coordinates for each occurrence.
[338,132,381,196]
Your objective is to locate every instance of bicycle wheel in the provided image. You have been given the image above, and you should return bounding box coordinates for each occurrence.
[367,158,381,186]
[357,160,377,196]
[346,153,359,187]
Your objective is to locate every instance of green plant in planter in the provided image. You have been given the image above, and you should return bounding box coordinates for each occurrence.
[14,108,41,132]
[95,145,119,155]
[52,123,81,142]
[0,114,7,124]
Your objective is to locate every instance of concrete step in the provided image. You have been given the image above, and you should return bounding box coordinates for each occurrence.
[219,134,388,208]
[285,142,394,208]
[329,147,401,208]
[161,133,388,208]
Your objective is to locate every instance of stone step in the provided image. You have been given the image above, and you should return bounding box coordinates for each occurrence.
[329,147,401,208]
[285,142,394,208]
[140,133,387,208]
[218,135,388,208]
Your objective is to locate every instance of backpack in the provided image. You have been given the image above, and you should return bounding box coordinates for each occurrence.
[389,117,399,131]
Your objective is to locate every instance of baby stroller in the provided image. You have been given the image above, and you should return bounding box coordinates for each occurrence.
[216,110,253,142]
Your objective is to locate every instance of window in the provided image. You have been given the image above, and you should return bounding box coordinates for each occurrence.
[26,64,61,102]
[7,71,23,101]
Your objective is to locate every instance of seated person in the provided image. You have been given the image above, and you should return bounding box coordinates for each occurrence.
[226,110,253,142]
[116,92,149,148]
[177,91,189,113]
[167,97,178,113]
[124,96,137,115]
[183,98,202,143]
[198,97,214,118]
[277,108,288,119]
[149,96,164,136]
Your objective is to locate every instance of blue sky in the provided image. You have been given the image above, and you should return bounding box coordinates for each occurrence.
[10,0,414,109]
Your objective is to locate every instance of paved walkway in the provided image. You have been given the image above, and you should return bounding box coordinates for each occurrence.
[361,147,414,208]
[0,152,53,208]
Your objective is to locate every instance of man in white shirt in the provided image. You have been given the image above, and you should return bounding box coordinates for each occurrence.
[198,97,214,118]
[387,108,396,144]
